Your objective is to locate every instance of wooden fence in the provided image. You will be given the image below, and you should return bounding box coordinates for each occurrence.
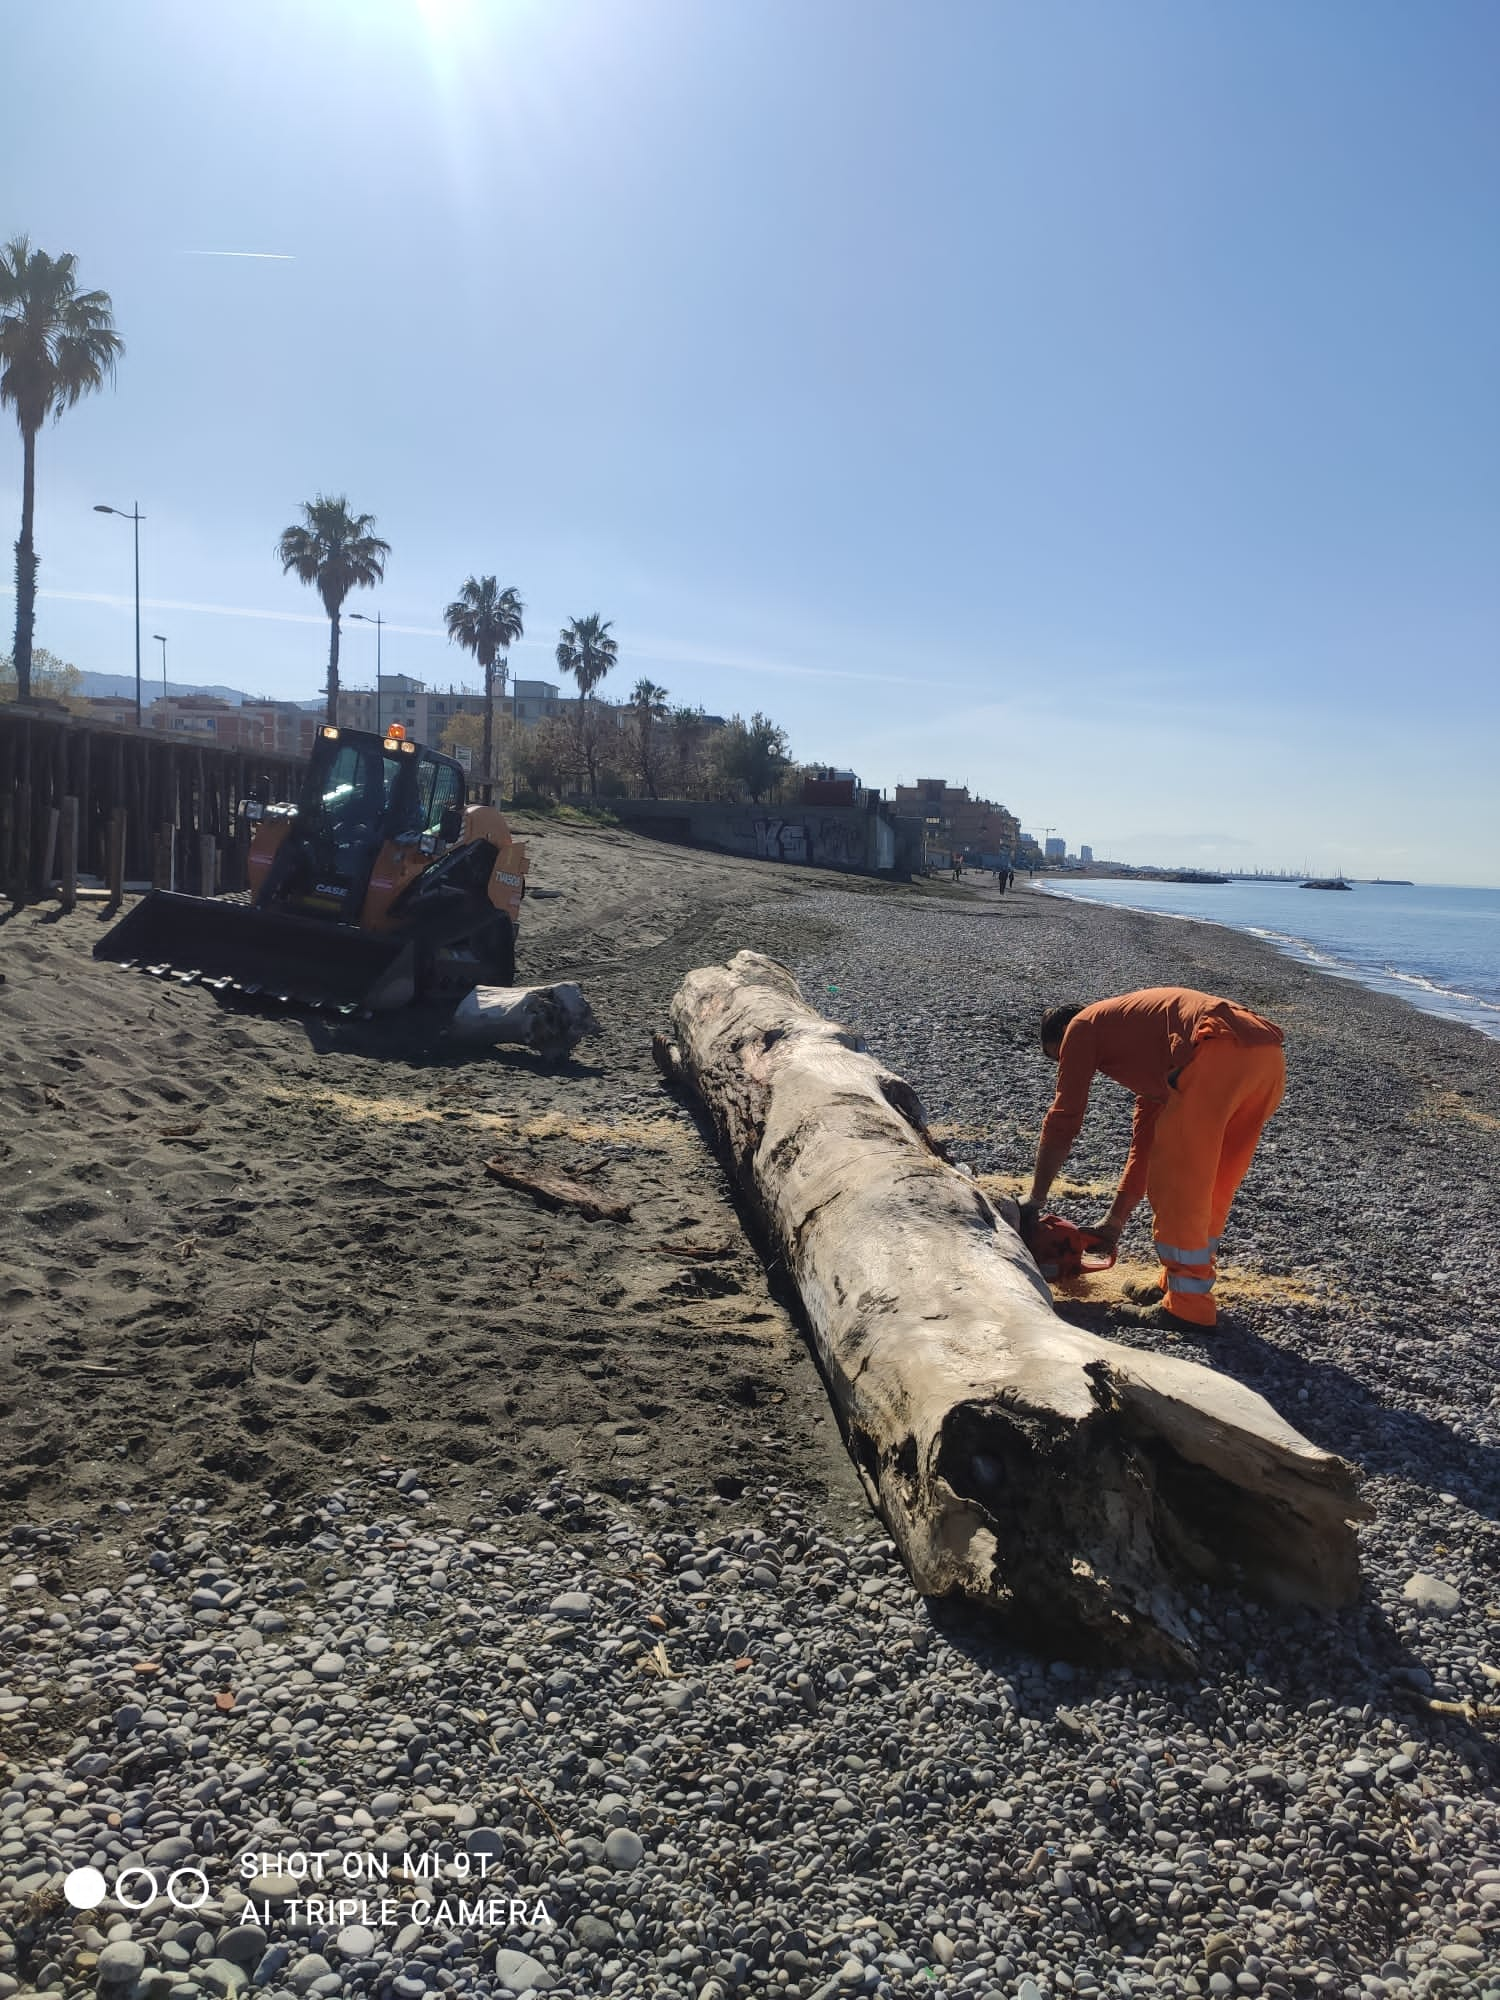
[0,705,307,907]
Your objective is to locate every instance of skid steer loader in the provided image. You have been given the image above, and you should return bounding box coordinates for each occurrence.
[95,724,528,1013]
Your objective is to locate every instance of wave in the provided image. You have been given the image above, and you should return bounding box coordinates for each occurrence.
[1378,964,1500,1014]
[1040,885,1500,1039]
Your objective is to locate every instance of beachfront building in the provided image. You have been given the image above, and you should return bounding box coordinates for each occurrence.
[339,674,566,741]
[1044,836,1066,861]
[893,779,1021,860]
[82,696,140,728]
[1080,845,1094,865]
[801,767,864,806]
[143,693,319,756]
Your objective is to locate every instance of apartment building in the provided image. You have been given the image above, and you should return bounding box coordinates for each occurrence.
[338,675,566,740]
[140,694,318,757]
[892,779,1021,857]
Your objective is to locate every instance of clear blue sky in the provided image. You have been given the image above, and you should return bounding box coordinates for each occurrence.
[4,0,1497,882]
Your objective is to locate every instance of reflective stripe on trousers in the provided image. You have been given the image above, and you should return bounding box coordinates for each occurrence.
[1154,1240,1213,1264]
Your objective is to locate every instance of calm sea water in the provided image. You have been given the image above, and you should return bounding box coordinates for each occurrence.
[1040,878,1500,1040]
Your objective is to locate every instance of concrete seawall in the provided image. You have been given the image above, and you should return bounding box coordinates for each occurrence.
[597,796,924,877]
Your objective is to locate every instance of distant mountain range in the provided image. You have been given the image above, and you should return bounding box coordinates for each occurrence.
[79,671,322,710]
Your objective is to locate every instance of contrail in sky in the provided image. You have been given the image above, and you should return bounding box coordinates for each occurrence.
[12,586,441,637]
[187,251,295,261]
[6,586,956,689]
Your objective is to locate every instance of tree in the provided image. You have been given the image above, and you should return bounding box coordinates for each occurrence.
[668,704,711,798]
[443,574,524,803]
[513,713,580,799]
[437,707,480,757]
[441,706,515,781]
[712,711,792,803]
[0,645,84,710]
[1,238,122,702]
[627,677,669,797]
[555,614,619,795]
[276,496,389,723]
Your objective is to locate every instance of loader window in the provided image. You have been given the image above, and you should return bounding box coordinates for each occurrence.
[318,744,397,819]
[312,744,400,862]
[417,756,464,837]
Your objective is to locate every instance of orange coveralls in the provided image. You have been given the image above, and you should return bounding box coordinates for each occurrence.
[1039,987,1286,1326]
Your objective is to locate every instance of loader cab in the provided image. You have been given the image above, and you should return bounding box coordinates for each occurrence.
[274,726,468,923]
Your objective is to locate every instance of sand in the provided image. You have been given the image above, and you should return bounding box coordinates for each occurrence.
[0,817,898,1545]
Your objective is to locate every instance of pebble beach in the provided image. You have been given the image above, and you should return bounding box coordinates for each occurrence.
[3,837,1498,2000]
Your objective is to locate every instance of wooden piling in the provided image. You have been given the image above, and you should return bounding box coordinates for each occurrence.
[153,820,175,891]
[13,782,31,905]
[42,805,60,889]
[106,808,126,908]
[59,796,79,912]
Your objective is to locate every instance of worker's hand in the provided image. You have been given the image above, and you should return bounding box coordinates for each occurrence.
[1089,1219,1123,1250]
[1016,1200,1041,1244]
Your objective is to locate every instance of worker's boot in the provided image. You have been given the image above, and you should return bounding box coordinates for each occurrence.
[1116,1300,1205,1332]
[1120,1277,1164,1305]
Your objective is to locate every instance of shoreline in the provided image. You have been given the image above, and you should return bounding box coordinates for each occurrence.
[1032,877,1500,1043]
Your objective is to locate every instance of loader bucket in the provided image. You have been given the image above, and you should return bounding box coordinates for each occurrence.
[94,892,418,1013]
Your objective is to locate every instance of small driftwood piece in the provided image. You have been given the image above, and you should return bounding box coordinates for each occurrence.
[451,982,600,1059]
[484,1153,631,1223]
[667,950,1369,1669]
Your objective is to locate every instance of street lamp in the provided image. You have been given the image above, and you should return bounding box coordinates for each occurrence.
[153,634,168,705]
[349,611,383,732]
[94,502,144,729]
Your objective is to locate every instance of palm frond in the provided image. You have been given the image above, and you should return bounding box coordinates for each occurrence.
[556,614,618,701]
[446,572,524,668]
[0,236,122,431]
[276,493,389,609]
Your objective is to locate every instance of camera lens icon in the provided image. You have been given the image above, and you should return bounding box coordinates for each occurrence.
[63,1864,210,1912]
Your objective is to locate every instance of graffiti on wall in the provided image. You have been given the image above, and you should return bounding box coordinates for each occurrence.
[754,815,872,868]
[754,818,809,862]
[812,816,863,866]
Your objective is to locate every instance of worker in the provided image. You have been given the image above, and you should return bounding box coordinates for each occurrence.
[1019,986,1286,1328]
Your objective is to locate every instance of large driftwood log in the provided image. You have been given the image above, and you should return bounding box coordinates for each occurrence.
[668,951,1369,1669]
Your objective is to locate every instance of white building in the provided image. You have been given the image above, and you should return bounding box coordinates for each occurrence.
[338,674,565,742]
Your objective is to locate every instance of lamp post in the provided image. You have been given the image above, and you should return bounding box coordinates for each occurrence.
[152,634,168,706]
[94,502,144,729]
[349,611,383,733]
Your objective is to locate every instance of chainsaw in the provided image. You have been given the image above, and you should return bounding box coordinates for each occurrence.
[1017,1207,1118,1283]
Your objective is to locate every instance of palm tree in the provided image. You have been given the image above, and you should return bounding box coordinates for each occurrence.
[555,614,618,796]
[628,677,669,798]
[1,238,122,703]
[276,496,389,722]
[669,703,710,797]
[444,575,524,803]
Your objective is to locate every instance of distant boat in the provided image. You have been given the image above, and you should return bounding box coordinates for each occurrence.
[1370,878,1413,886]
[1302,877,1352,891]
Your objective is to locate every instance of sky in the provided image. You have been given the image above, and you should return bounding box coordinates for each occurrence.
[3,0,1497,883]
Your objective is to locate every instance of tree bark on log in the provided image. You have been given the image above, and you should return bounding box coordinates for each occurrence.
[667,950,1369,1669]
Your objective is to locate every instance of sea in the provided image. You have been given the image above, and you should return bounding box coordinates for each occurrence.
[1038,878,1500,1041]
